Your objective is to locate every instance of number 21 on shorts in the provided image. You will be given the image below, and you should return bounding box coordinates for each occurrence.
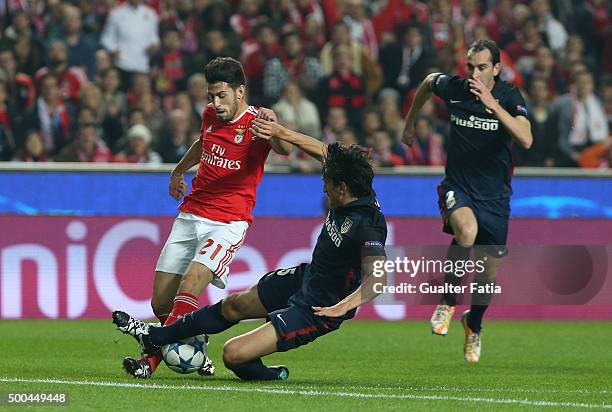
[199,239,223,260]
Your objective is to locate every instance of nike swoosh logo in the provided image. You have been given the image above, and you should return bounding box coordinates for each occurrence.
[276,314,287,326]
[450,100,462,103]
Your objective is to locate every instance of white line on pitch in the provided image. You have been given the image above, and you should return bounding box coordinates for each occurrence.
[303,384,611,395]
[0,377,610,409]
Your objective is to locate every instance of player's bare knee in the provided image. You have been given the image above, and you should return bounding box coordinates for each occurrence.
[455,224,477,247]
[222,339,244,368]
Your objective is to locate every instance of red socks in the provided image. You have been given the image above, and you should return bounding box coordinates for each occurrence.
[145,312,169,371]
[145,293,199,373]
[165,293,199,326]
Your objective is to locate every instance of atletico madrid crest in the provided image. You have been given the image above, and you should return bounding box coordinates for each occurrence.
[234,126,246,143]
[340,218,353,234]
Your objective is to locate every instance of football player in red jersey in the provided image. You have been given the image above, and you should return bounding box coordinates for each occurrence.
[121,57,293,378]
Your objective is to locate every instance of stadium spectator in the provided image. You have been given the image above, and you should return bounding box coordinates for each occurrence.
[241,23,280,106]
[79,84,105,124]
[321,106,348,145]
[603,77,612,131]
[158,0,199,54]
[99,68,128,119]
[481,0,516,47]
[316,45,366,132]
[361,106,383,144]
[35,40,86,104]
[21,73,74,155]
[0,80,15,161]
[368,128,405,167]
[0,0,608,168]
[505,17,545,75]
[263,29,321,103]
[186,73,208,122]
[456,0,482,47]
[302,12,327,55]
[320,21,383,102]
[230,0,267,41]
[13,35,43,78]
[4,10,35,44]
[531,0,568,54]
[137,90,164,139]
[336,127,359,146]
[430,0,461,51]
[14,129,48,162]
[54,122,111,162]
[404,115,445,166]
[198,1,241,58]
[0,47,36,113]
[342,0,378,59]
[115,124,161,164]
[157,108,191,164]
[168,91,196,129]
[60,3,97,80]
[100,0,160,90]
[273,80,321,140]
[378,88,404,140]
[555,70,609,166]
[379,24,434,101]
[150,28,189,96]
[526,46,567,98]
[372,0,430,41]
[94,49,112,83]
[513,78,557,167]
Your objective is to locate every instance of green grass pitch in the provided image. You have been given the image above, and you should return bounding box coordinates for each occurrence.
[0,320,610,411]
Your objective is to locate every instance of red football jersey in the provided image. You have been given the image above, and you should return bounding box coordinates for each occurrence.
[179,104,271,224]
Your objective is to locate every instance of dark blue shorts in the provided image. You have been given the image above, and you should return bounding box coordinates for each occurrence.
[257,264,306,313]
[257,264,343,352]
[437,181,510,257]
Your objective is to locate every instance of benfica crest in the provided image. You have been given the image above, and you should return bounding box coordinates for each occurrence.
[340,218,353,234]
[234,126,246,143]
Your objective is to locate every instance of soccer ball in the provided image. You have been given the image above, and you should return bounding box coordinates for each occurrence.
[161,334,208,374]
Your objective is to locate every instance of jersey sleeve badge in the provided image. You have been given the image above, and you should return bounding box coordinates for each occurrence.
[340,217,353,234]
[234,126,246,143]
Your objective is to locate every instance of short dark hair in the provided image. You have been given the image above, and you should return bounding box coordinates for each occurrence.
[323,143,373,198]
[203,57,246,89]
[467,39,500,66]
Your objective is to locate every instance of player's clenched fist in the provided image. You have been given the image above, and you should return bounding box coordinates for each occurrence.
[169,171,187,200]
[401,121,415,147]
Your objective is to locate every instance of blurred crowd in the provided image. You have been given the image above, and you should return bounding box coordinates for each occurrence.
[0,0,610,169]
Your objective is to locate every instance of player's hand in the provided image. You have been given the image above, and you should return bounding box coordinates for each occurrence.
[256,107,278,123]
[169,171,187,200]
[468,78,500,113]
[250,118,282,140]
[312,302,349,318]
[401,121,415,147]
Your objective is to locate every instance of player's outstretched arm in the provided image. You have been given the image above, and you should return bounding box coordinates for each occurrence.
[312,255,387,318]
[251,117,327,163]
[401,72,441,147]
[169,139,202,200]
